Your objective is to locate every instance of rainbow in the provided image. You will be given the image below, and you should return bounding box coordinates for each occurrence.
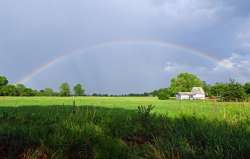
[17,39,221,84]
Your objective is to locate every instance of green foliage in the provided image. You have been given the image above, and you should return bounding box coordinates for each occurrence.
[15,84,26,96]
[39,88,55,96]
[210,82,227,97]
[15,84,36,96]
[126,92,150,97]
[0,73,250,102]
[202,81,211,96]
[209,80,247,101]
[221,80,247,102]
[22,88,36,96]
[73,83,85,96]
[0,76,8,87]
[59,82,71,96]
[0,85,18,96]
[244,83,250,94]
[156,88,171,100]
[170,72,203,93]
[137,105,155,120]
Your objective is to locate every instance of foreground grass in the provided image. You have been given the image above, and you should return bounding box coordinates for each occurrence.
[0,105,250,159]
[0,97,250,158]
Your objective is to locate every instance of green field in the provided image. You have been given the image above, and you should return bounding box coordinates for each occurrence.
[1,96,250,118]
[1,97,250,158]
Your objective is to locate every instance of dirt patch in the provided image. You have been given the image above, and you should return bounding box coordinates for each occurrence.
[20,146,49,159]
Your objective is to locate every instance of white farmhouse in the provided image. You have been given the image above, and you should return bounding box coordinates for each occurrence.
[191,87,205,100]
[176,87,205,100]
[176,92,193,100]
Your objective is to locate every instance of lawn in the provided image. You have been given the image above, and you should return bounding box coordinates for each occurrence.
[0,97,250,158]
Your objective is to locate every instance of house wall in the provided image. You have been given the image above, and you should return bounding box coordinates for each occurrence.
[193,94,205,99]
[176,94,205,100]
[176,94,190,100]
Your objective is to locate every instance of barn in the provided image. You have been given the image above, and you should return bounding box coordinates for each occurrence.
[176,87,205,100]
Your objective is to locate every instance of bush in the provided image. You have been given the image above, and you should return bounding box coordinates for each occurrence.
[221,80,247,102]
[157,88,171,100]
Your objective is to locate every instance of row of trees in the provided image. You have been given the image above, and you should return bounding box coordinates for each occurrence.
[1,73,250,101]
[152,73,250,102]
[0,76,85,96]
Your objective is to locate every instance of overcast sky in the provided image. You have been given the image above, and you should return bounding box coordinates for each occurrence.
[0,0,250,94]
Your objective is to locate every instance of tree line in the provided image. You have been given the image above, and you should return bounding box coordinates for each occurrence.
[1,73,250,101]
[152,72,250,102]
[0,76,85,96]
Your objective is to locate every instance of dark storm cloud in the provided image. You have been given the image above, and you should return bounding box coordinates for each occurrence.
[0,0,249,93]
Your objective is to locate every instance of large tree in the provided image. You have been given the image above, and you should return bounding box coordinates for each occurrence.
[59,83,71,96]
[170,72,203,93]
[0,76,8,87]
[73,84,85,96]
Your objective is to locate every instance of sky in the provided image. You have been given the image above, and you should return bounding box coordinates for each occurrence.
[0,0,250,94]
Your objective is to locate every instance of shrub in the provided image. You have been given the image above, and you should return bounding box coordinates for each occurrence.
[221,80,247,102]
[157,88,171,100]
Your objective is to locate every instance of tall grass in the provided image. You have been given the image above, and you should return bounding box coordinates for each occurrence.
[0,105,250,158]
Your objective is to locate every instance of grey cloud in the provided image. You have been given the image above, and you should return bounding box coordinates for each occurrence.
[0,0,249,93]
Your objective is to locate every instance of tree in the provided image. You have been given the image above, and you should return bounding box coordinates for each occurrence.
[157,88,171,100]
[244,83,250,94]
[22,88,36,96]
[92,93,98,96]
[40,88,55,96]
[73,84,85,96]
[221,80,246,102]
[0,76,8,87]
[170,73,203,93]
[16,84,26,96]
[15,84,37,96]
[202,81,211,97]
[59,83,71,96]
[210,83,227,98]
[0,85,18,96]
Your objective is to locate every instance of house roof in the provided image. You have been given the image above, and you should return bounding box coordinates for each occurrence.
[177,87,205,95]
[177,92,193,95]
[191,87,205,94]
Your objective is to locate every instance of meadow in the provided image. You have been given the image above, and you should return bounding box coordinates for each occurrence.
[0,97,250,158]
[1,96,250,118]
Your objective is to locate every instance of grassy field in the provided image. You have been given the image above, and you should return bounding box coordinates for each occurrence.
[1,96,250,118]
[0,97,250,158]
